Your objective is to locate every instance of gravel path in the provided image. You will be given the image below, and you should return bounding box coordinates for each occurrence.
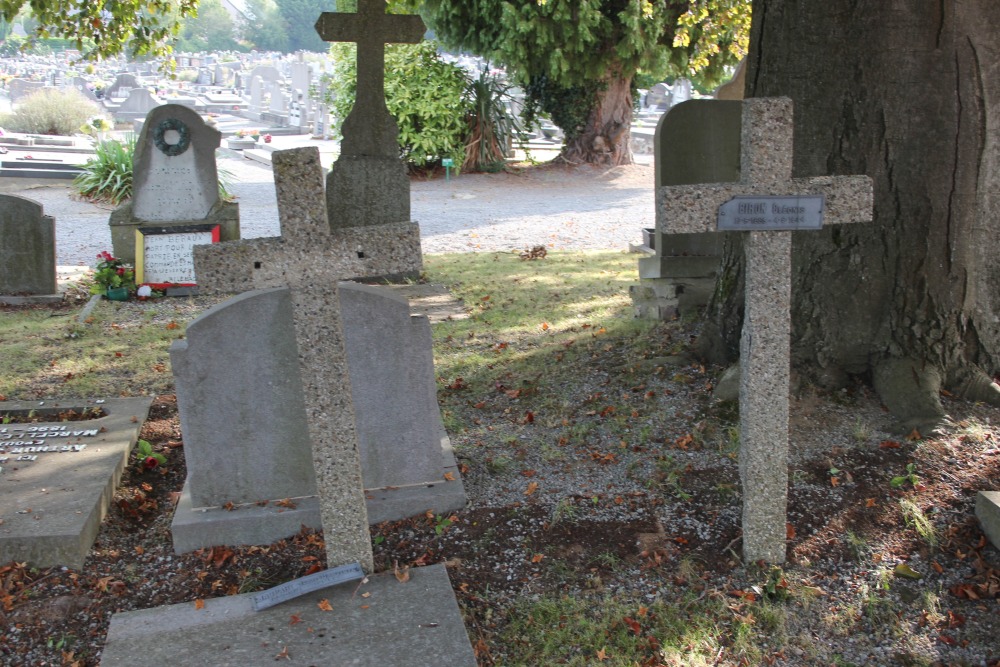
[7,155,655,268]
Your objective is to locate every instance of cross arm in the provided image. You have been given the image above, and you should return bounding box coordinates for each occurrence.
[657,175,873,235]
[315,12,425,45]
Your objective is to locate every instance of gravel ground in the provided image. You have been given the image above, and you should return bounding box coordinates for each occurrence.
[6,155,654,268]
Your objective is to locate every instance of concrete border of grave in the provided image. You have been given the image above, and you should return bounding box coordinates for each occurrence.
[0,397,153,569]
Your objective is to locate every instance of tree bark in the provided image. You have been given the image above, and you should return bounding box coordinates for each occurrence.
[704,0,1000,431]
[558,75,635,166]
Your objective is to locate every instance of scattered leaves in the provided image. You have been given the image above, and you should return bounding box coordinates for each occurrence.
[317,599,333,611]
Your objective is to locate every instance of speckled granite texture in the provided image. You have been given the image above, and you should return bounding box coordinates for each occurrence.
[193,147,374,572]
[658,98,874,563]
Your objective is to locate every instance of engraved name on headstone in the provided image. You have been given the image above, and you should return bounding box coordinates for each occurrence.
[137,225,219,285]
[717,195,825,231]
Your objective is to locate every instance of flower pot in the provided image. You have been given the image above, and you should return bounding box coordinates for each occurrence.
[105,287,130,301]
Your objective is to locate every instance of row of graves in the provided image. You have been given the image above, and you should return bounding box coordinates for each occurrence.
[3,3,1000,663]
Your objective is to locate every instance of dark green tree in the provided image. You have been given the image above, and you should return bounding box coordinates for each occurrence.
[242,0,290,52]
[175,0,241,53]
[276,0,327,51]
[0,0,196,60]
[415,0,749,165]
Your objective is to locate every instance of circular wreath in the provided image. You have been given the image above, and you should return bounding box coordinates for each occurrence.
[153,118,191,157]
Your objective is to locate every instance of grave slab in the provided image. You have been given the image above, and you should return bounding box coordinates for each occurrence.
[976,491,1000,551]
[0,398,152,569]
[101,562,477,667]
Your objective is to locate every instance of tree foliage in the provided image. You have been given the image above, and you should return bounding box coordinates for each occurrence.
[276,0,328,51]
[175,0,241,53]
[324,40,469,168]
[0,0,196,60]
[415,0,749,159]
[241,0,290,52]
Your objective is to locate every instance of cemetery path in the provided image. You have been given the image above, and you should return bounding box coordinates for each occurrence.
[5,158,654,269]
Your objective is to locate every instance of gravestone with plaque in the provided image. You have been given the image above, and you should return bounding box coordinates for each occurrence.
[135,224,220,288]
[0,398,152,569]
[108,105,240,272]
[658,97,873,563]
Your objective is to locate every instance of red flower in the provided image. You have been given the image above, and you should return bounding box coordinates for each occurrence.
[143,456,158,469]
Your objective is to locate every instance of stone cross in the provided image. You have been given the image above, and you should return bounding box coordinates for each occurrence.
[193,147,374,573]
[314,0,425,158]
[658,97,873,563]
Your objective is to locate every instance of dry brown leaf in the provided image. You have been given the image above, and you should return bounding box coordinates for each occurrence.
[317,598,333,611]
[394,561,411,583]
[194,599,205,610]
[525,481,539,496]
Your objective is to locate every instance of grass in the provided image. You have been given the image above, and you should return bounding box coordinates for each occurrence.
[0,299,193,400]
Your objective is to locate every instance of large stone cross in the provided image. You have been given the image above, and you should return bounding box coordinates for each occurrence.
[315,0,425,158]
[193,148,380,573]
[658,97,873,563]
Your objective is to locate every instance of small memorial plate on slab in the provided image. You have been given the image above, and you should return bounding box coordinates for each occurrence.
[717,195,825,231]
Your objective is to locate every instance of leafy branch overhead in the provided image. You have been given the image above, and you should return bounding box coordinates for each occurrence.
[0,0,197,60]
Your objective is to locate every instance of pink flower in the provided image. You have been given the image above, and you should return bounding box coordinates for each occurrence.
[143,456,158,469]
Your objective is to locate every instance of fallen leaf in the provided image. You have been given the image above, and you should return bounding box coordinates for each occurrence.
[596,647,608,661]
[194,599,205,610]
[894,563,922,580]
[443,472,456,481]
[623,617,641,635]
[275,646,290,659]
[830,476,840,487]
[166,321,179,330]
[786,523,796,539]
[289,614,302,625]
[135,545,144,555]
[931,561,944,574]
[394,561,410,583]
[541,322,549,331]
[865,498,877,508]
[531,553,544,563]
[879,440,902,449]
[906,428,922,441]
[317,599,333,611]
[525,481,539,496]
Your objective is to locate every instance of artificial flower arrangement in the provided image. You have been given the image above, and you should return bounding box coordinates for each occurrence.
[91,251,136,299]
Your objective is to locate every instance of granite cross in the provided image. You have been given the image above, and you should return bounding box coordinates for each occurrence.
[314,0,425,157]
[658,97,874,563]
[193,148,376,573]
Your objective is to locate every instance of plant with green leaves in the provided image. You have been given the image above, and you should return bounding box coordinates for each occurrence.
[134,439,166,471]
[462,68,521,172]
[324,40,469,169]
[0,0,195,61]
[413,0,750,165]
[74,134,136,205]
[2,88,103,135]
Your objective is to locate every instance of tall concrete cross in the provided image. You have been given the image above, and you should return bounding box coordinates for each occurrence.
[658,97,874,563]
[193,148,382,573]
[315,0,425,158]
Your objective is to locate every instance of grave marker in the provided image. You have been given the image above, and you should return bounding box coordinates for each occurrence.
[315,0,425,230]
[0,194,59,304]
[658,97,873,562]
[193,147,374,573]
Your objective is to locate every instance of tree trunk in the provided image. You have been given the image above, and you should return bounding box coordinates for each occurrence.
[558,75,635,166]
[703,0,1000,431]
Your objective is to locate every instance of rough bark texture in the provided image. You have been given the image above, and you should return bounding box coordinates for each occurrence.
[704,0,1000,431]
[558,75,635,166]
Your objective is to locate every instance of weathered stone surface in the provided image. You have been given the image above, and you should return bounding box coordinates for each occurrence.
[0,194,56,297]
[0,398,152,569]
[101,563,477,667]
[657,98,874,563]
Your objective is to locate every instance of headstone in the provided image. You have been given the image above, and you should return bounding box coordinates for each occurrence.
[168,283,466,551]
[657,97,873,562]
[315,0,425,230]
[671,78,692,106]
[6,78,45,102]
[108,104,240,266]
[106,72,140,99]
[0,195,59,304]
[631,99,741,319]
[113,88,162,121]
[0,398,153,568]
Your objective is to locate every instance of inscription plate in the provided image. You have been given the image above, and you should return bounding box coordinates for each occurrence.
[251,562,365,611]
[136,224,220,286]
[717,195,825,231]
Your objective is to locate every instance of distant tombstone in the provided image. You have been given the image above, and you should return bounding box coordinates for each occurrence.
[7,79,45,102]
[646,82,670,110]
[267,81,288,113]
[248,75,264,111]
[169,283,465,551]
[631,99,741,319]
[196,68,213,85]
[671,78,692,106]
[114,88,162,120]
[108,104,240,266]
[71,77,99,101]
[106,72,140,100]
[248,65,281,85]
[0,195,58,303]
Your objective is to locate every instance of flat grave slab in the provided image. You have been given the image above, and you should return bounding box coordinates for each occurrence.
[101,562,477,667]
[0,397,152,569]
